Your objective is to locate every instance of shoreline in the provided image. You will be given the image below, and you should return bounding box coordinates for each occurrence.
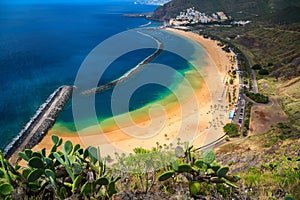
[166,28,237,145]
[31,28,237,158]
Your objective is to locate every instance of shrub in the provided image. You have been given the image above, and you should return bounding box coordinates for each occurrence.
[242,128,248,136]
[222,46,231,53]
[242,156,300,198]
[258,68,269,75]
[249,79,253,90]
[223,123,239,137]
[244,90,269,104]
[252,64,262,70]
[158,147,240,198]
[228,92,232,103]
[244,117,250,129]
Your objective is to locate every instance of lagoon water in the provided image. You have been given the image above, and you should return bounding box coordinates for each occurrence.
[0,1,205,149]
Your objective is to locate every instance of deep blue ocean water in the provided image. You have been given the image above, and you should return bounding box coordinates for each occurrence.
[0,1,199,149]
[0,1,160,149]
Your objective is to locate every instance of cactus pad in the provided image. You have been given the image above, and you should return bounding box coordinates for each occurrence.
[158,171,174,181]
[203,150,215,164]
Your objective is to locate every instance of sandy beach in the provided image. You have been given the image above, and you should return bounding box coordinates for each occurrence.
[31,28,237,157]
[167,28,238,146]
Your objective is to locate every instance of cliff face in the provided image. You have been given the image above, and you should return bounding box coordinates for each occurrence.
[151,0,300,22]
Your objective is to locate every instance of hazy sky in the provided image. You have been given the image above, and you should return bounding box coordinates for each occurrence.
[1,0,133,4]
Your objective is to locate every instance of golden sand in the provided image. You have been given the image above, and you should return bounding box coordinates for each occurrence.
[32,28,238,156]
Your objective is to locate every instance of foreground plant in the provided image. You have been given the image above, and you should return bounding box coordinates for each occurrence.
[0,135,120,199]
[158,144,240,198]
[112,146,175,193]
[242,156,299,199]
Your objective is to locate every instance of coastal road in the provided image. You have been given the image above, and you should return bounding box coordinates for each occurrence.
[243,52,258,93]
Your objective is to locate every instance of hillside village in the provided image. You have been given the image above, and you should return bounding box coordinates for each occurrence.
[169,7,231,26]
[167,7,251,28]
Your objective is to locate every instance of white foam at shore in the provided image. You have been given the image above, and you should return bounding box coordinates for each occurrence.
[3,86,64,157]
[139,21,151,28]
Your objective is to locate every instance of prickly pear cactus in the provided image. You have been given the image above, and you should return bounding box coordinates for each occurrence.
[158,171,175,181]
[175,146,185,158]
[176,164,193,172]
[28,157,45,169]
[189,182,201,196]
[0,183,14,196]
[203,149,215,164]
[217,167,229,178]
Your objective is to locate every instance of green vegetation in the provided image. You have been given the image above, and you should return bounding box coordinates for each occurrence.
[111,146,175,193]
[223,123,239,137]
[244,88,269,103]
[0,136,242,199]
[1,135,299,199]
[157,146,240,198]
[241,156,300,199]
[216,121,300,199]
[152,0,300,22]
[154,0,300,134]
[222,46,230,53]
[258,68,269,75]
[227,92,231,103]
[252,64,262,70]
[263,123,298,148]
[0,135,118,199]
[243,102,253,136]
[1,0,299,199]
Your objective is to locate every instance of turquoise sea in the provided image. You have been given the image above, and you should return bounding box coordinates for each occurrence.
[0,1,203,149]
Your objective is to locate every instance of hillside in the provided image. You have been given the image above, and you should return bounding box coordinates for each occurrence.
[152,0,300,22]
[215,123,300,199]
[152,0,300,129]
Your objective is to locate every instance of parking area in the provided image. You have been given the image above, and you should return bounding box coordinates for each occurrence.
[231,94,246,132]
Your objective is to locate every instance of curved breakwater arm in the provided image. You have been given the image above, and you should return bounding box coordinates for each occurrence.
[139,21,152,28]
[81,31,164,95]
[4,85,73,164]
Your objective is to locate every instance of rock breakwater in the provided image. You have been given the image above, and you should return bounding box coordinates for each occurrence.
[4,85,73,164]
[81,31,164,95]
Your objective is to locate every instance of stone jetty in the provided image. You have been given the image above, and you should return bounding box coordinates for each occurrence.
[81,32,164,95]
[4,85,73,164]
